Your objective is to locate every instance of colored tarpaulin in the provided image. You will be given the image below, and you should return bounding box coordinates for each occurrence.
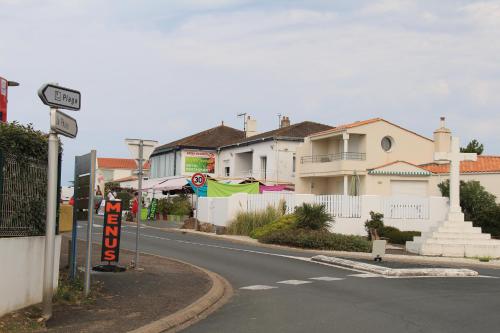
[207,179,259,197]
[187,179,207,197]
[260,185,289,193]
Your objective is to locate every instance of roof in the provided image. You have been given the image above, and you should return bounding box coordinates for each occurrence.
[420,156,500,174]
[153,124,245,156]
[368,160,432,176]
[97,158,150,170]
[310,118,433,142]
[221,121,333,148]
[113,175,138,182]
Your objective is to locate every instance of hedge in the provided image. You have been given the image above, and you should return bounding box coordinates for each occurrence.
[379,226,420,245]
[260,229,372,252]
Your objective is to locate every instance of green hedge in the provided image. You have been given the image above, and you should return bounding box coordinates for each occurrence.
[260,229,372,252]
[379,226,420,245]
[227,206,282,236]
[250,214,297,239]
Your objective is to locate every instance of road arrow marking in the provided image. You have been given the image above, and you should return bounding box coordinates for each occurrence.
[240,285,277,290]
[277,280,312,285]
[309,277,345,281]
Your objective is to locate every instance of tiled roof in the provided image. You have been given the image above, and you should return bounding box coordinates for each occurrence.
[420,156,500,174]
[368,160,432,176]
[223,121,333,147]
[153,124,245,155]
[311,118,433,142]
[113,175,138,182]
[97,158,150,170]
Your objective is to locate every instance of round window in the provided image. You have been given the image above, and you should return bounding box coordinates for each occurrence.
[381,136,393,152]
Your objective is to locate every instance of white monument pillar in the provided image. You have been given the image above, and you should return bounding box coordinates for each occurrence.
[434,136,477,222]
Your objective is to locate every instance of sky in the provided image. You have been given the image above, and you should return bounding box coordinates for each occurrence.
[1,0,499,184]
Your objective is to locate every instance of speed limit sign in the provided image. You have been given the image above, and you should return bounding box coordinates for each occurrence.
[191,173,206,188]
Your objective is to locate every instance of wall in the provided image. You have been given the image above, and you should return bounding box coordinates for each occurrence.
[0,235,62,317]
[364,174,431,196]
[197,193,449,236]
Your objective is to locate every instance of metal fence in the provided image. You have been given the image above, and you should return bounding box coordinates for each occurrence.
[0,151,49,237]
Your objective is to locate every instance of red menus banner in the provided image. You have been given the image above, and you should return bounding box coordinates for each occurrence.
[101,201,123,262]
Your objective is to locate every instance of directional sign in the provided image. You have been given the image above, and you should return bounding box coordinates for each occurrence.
[38,83,81,111]
[191,173,206,188]
[50,109,78,138]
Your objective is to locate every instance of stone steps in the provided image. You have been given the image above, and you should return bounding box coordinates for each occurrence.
[420,231,491,240]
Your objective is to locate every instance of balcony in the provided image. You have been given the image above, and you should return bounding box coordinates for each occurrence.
[300,152,366,164]
[299,152,366,176]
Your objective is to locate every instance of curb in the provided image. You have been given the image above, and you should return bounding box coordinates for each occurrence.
[129,256,233,333]
[312,255,479,277]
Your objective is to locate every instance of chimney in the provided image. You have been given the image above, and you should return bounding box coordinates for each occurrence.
[280,116,291,128]
[433,116,451,161]
[246,116,258,137]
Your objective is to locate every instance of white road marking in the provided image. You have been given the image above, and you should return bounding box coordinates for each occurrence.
[277,280,312,285]
[309,277,345,281]
[240,285,278,290]
[349,273,381,278]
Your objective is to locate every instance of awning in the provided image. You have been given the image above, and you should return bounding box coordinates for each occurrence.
[152,177,188,191]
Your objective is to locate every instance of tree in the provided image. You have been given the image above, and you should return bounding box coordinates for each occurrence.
[438,180,500,236]
[460,139,484,155]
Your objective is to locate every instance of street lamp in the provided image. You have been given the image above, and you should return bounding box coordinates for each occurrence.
[0,77,20,123]
[7,81,20,87]
[125,138,158,268]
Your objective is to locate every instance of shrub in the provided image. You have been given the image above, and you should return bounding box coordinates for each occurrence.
[169,194,192,216]
[227,206,282,236]
[379,226,420,245]
[260,229,371,252]
[250,214,297,239]
[116,191,132,210]
[365,211,384,240]
[294,203,332,231]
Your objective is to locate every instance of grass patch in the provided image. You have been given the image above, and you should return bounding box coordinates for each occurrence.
[250,214,297,239]
[227,206,283,236]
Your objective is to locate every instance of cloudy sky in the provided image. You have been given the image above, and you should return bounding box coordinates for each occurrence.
[1,0,499,184]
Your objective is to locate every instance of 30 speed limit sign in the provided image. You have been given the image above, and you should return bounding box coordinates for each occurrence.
[191,173,206,188]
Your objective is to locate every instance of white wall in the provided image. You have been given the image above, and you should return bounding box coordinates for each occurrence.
[218,140,300,183]
[0,235,62,317]
[197,194,449,236]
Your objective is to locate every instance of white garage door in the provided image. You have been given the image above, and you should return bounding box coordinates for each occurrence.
[390,180,428,197]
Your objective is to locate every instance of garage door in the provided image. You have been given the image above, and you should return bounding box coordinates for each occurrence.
[390,180,428,197]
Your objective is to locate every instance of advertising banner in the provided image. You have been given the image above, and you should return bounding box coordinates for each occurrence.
[184,151,216,174]
[147,198,158,220]
[0,77,7,123]
[101,200,123,262]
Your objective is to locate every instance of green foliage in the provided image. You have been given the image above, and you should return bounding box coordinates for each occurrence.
[294,203,332,231]
[438,180,500,236]
[250,214,297,239]
[364,211,384,239]
[116,191,132,210]
[157,198,168,215]
[227,205,283,236]
[259,229,371,252]
[460,139,484,155]
[104,182,120,194]
[0,121,50,158]
[379,226,420,245]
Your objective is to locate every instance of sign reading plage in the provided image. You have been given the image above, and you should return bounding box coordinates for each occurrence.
[101,200,123,262]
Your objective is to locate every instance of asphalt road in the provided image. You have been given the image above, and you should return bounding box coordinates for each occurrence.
[77,220,500,333]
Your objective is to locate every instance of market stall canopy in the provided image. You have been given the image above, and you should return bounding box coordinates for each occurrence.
[141,176,187,191]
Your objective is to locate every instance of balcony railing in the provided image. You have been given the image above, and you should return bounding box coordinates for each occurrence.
[300,152,366,164]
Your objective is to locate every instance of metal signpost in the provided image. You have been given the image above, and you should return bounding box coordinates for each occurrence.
[125,139,158,268]
[191,173,206,231]
[38,83,80,320]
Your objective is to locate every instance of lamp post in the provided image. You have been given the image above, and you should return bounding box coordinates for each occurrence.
[0,77,19,123]
[125,138,158,268]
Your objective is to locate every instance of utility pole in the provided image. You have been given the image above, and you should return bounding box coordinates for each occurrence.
[237,113,247,132]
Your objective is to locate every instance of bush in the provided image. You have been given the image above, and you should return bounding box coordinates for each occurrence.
[260,229,371,252]
[115,191,132,210]
[379,226,420,245]
[294,203,332,231]
[168,194,192,216]
[250,214,297,239]
[365,211,384,240]
[227,206,282,236]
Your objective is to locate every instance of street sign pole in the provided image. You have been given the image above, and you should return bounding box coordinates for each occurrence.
[134,140,144,267]
[42,123,59,320]
[84,150,96,296]
[195,187,199,231]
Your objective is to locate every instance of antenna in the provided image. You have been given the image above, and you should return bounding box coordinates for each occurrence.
[277,113,282,128]
[237,113,247,131]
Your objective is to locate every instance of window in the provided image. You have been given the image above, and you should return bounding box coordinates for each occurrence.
[225,167,230,177]
[260,156,267,180]
[381,136,394,152]
[292,156,296,173]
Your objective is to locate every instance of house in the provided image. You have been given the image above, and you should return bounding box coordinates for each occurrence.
[150,117,332,184]
[149,122,245,179]
[96,157,150,192]
[296,117,500,200]
[217,117,332,184]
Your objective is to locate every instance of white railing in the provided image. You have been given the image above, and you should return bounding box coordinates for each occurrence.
[381,196,430,219]
[314,195,362,218]
[247,192,296,214]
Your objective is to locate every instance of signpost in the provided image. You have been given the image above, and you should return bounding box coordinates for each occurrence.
[101,201,123,262]
[39,83,80,320]
[38,83,81,111]
[191,173,206,231]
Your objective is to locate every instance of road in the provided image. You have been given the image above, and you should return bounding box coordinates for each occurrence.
[78,220,500,333]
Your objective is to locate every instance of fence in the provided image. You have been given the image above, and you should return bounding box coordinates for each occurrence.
[0,152,49,237]
[382,196,430,219]
[314,195,362,218]
[247,192,296,214]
